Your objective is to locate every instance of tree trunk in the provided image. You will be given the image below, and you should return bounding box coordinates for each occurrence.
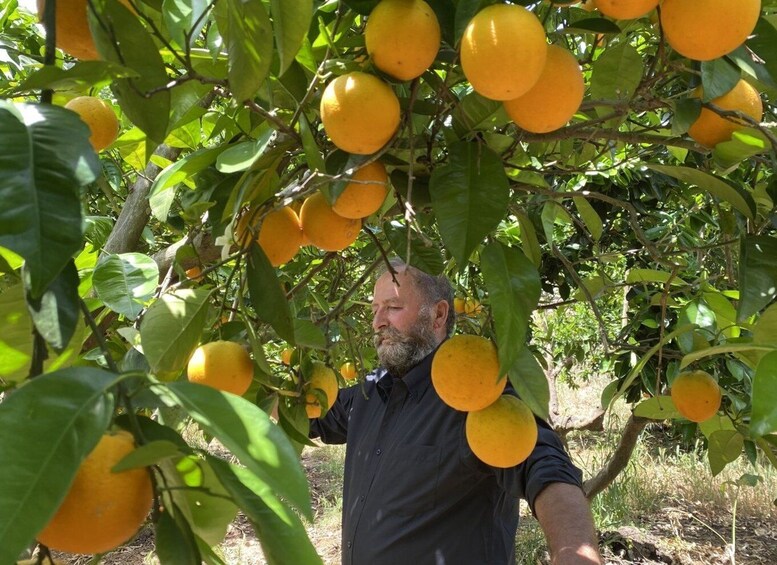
[583,414,649,499]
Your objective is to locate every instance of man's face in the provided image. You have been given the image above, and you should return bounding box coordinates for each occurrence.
[371,270,440,376]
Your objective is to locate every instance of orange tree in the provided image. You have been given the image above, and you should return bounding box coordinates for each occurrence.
[1,0,777,561]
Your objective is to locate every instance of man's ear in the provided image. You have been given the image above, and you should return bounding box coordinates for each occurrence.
[433,299,449,331]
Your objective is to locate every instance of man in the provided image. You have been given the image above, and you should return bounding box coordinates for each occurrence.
[310,261,602,565]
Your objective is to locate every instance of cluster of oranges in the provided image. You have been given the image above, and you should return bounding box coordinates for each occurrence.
[431,335,538,468]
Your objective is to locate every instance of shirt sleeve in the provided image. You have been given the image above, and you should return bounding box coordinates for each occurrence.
[308,385,355,444]
[492,418,584,514]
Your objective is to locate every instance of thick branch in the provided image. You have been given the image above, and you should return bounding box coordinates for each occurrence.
[104,144,182,255]
[583,414,649,500]
[151,232,222,275]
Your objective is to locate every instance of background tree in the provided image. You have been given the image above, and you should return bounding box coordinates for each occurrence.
[1,0,776,561]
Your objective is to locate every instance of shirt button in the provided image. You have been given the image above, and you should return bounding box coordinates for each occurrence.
[360,495,365,502]
[375,448,382,455]
[347,541,352,548]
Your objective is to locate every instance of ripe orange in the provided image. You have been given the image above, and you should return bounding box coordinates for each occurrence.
[258,207,304,266]
[332,161,390,219]
[460,4,548,101]
[37,430,153,554]
[340,361,357,381]
[595,0,658,19]
[670,370,722,423]
[64,96,120,152]
[660,0,761,61]
[453,297,466,314]
[365,0,441,81]
[320,72,401,155]
[504,44,585,133]
[185,266,203,281]
[580,0,596,11]
[305,361,339,418]
[187,340,254,396]
[431,335,506,411]
[281,347,295,365]
[687,80,763,148]
[300,191,362,252]
[466,395,538,468]
[37,0,97,59]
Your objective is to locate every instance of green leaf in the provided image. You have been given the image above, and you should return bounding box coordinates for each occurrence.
[293,319,327,350]
[713,128,771,168]
[90,0,171,143]
[384,221,445,275]
[625,268,686,286]
[216,128,275,173]
[700,58,742,102]
[648,164,756,220]
[113,440,183,471]
[175,456,239,546]
[633,396,681,420]
[163,0,210,49]
[429,141,509,266]
[738,236,777,321]
[24,259,80,352]
[270,0,313,75]
[515,210,541,268]
[679,343,775,369]
[93,253,160,320]
[156,501,202,564]
[507,346,549,421]
[573,197,603,242]
[563,17,622,34]
[481,242,541,376]
[15,60,138,92]
[590,42,643,103]
[751,351,777,437]
[0,368,116,563]
[208,457,323,565]
[213,0,273,102]
[753,302,777,346]
[247,243,295,344]
[0,102,98,299]
[748,17,777,90]
[0,283,33,383]
[699,414,737,440]
[708,430,744,476]
[151,381,312,518]
[298,112,326,173]
[140,288,213,378]
[671,98,702,135]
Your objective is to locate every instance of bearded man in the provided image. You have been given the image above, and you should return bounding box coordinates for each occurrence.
[310,261,602,565]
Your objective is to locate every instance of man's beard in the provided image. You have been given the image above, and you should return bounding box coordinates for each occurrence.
[374,309,438,377]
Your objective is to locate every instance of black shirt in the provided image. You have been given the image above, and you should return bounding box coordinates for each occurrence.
[310,349,583,565]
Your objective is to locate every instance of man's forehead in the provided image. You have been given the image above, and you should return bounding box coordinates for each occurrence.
[372,270,416,300]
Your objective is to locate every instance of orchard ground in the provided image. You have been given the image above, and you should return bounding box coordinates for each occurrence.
[48,374,776,565]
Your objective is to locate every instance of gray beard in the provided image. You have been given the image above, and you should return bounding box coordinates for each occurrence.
[374,311,438,378]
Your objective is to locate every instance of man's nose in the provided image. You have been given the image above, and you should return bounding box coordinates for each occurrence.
[373,308,387,331]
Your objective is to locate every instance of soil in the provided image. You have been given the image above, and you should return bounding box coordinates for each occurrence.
[43,449,777,565]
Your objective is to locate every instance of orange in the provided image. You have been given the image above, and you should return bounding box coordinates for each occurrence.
[300,192,362,252]
[670,370,722,423]
[453,297,466,314]
[332,161,390,219]
[37,430,153,554]
[64,96,120,152]
[460,4,548,101]
[305,361,339,418]
[687,80,763,148]
[365,0,441,81]
[431,335,506,411]
[595,0,658,19]
[185,266,203,281]
[660,0,761,61]
[340,361,357,381]
[187,340,254,396]
[466,395,538,468]
[504,44,585,133]
[581,0,596,11]
[258,207,304,266]
[37,0,97,59]
[320,72,401,155]
[281,347,294,365]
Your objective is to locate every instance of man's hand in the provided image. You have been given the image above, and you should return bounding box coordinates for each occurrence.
[534,482,602,565]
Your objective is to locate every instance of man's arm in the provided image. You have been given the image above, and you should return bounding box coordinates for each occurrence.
[534,482,602,565]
